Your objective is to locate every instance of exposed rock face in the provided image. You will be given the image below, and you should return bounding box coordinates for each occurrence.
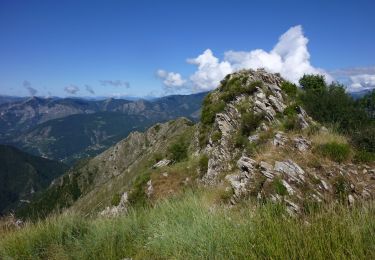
[293,136,311,152]
[273,131,288,147]
[202,69,287,185]
[274,160,305,184]
[203,103,241,184]
[153,159,171,169]
[196,69,375,214]
[296,106,311,129]
[146,180,154,198]
[226,156,257,203]
[100,192,128,217]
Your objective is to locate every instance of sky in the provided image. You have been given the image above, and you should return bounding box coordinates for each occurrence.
[0,0,374,98]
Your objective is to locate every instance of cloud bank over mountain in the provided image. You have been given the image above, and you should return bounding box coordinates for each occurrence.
[157,25,335,92]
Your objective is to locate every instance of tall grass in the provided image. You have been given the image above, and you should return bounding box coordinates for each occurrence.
[1,190,374,259]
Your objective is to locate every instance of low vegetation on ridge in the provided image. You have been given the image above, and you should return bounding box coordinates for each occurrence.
[1,191,374,259]
[1,69,374,259]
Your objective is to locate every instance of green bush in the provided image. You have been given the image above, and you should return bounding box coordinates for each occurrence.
[273,178,288,196]
[198,155,209,176]
[201,100,225,126]
[211,130,222,143]
[220,78,261,102]
[351,126,375,153]
[111,193,121,206]
[241,111,263,136]
[299,74,372,153]
[128,172,150,206]
[281,81,298,98]
[244,141,258,156]
[234,132,248,148]
[300,74,327,93]
[318,142,351,163]
[168,138,189,162]
[353,150,375,163]
[333,176,350,202]
[283,114,299,131]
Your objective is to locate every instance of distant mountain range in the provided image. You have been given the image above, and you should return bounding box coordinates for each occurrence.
[0,92,207,163]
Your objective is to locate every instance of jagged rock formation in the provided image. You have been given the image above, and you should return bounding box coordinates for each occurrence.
[198,69,374,213]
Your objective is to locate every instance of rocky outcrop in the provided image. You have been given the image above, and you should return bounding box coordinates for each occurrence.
[274,160,305,184]
[153,159,171,169]
[202,69,287,185]
[293,136,311,152]
[100,192,128,217]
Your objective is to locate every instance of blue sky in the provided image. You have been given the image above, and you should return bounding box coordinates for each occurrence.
[0,0,374,97]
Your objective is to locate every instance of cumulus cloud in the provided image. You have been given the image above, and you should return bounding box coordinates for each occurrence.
[156,70,187,90]
[64,85,80,95]
[23,80,38,96]
[348,74,375,91]
[330,66,375,91]
[187,49,233,91]
[157,25,332,92]
[85,84,95,95]
[100,80,130,88]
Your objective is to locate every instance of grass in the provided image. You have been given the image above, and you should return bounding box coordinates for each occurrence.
[317,142,351,163]
[1,190,374,260]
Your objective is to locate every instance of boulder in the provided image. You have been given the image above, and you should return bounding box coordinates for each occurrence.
[293,136,311,152]
[273,131,288,146]
[237,156,256,173]
[152,159,171,169]
[100,192,129,217]
[274,160,305,183]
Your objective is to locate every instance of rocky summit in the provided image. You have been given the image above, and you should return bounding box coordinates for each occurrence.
[16,69,374,219]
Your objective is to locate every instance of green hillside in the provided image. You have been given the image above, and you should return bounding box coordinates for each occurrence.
[0,145,67,215]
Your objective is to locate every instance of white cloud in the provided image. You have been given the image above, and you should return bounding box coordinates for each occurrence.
[329,66,375,92]
[187,49,233,91]
[348,74,375,91]
[157,25,333,92]
[225,25,332,84]
[157,69,187,89]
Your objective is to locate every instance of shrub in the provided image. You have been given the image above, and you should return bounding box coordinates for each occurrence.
[333,176,350,202]
[201,100,225,126]
[318,142,351,163]
[211,130,222,143]
[299,74,372,153]
[351,126,375,153]
[198,126,210,148]
[168,138,189,162]
[283,114,299,131]
[299,74,327,93]
[281,81,298,98]
[273,178,288,196]
[234,132,248,148]
[128,172,150,206]
[240,111,263,136]
[244,142,258,156]
[353,150,375,163]
[111,193,121,206]
[220,78,261,102]
[283,105,298,117]
[198,154,209,176]
[153,124,161,132]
